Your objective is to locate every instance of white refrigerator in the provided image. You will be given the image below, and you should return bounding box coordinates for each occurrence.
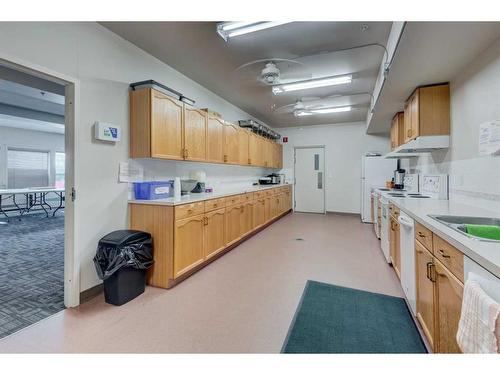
[360,155,396,223]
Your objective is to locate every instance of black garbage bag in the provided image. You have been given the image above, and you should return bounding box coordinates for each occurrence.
[93,230,154,280]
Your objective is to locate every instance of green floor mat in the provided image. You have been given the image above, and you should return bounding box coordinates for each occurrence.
[282,281,427,353]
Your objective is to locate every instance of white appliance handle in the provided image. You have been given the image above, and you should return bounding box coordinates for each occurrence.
[398,215,414,228]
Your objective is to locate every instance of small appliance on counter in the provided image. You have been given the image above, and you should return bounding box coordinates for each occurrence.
[180,179,199,195]
[187,171,206,193]
[258,176,273,185]
[259,173,282,185]
[394,168,406,190]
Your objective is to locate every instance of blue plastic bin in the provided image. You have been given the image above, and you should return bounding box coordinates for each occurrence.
[133,181,174,200]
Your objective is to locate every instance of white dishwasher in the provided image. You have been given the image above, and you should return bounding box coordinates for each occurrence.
[398,211,416,315]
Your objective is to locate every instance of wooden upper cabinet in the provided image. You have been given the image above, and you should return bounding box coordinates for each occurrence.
[207,116,224,163]
[151,90,184,159]
[248,133,260,166]
[130,88,183,159]
[173,214,205,278]
[390,112,405,150]
[434,259,464,353]
[238,128,250,165]
[404,83,450,143]
[183,105,207,161]
[223,122,239,164]
[415,241,436,351]
[275,143,283,169]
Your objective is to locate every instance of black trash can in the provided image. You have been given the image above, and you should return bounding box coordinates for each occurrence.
[93,230,153,306]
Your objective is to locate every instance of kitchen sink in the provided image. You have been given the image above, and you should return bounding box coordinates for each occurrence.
[429,215,500,242]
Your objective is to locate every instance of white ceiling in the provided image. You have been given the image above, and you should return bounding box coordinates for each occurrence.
[0,65,65,134]
[368,22,500,134]
[101,22,392,128]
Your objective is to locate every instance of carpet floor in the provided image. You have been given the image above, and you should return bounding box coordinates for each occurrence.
[282,280,427,353]
[0,213,65,339]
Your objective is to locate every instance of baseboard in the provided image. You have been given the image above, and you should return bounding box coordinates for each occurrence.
[326,211,360,217]
[79,283,103,303]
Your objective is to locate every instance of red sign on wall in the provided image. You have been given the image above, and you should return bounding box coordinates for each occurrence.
[282,136,288,143]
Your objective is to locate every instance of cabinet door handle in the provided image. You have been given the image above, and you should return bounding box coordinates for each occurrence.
[224,154,228,162]
[426,262,431,280]
[185,149,188,158]
[407,129,412,137]
[417,232,426,238]
[438,249,450,258]
[429,264,436,282]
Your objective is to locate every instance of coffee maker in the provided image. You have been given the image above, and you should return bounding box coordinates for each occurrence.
[394,168,406,190]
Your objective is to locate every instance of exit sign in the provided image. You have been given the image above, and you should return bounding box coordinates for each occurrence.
[283,136,288,143]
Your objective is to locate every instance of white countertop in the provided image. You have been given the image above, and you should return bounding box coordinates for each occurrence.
[129,183,290,207]
[375,188,500,279]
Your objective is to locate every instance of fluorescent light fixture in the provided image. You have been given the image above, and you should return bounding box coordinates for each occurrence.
[295,106,352,117]
[272,75,352,95]
[217,22,291,41]
[311,106,352,114]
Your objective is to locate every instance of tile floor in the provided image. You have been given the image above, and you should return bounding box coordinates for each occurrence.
[0,212,403,353]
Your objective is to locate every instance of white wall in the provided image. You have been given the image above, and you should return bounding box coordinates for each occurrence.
[402,35,500,212]
[0,22,270,293]
[279,122,390,214]
[0,126,64,189]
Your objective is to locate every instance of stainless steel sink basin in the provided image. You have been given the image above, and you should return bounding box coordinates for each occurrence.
[429,215,500,242]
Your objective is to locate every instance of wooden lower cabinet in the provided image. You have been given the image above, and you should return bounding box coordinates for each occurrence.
[264,196,272,222]
[225,204,242,246]
[174,214,205,278]
[204,208,226,259]
[434,259,464,353]
[240,201,254,236]
[254,198,266,228]
[415,240,436,350]
[130,186,292,288]
[413,220,465,353]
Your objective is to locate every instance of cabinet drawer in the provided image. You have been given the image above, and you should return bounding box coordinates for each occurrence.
[205,197,225,212]
[415,222,433,251]
[241,192,254,202]
[254,191,266,199]
[433,235,464,282]
[225,194,241,206]
[175,201,205,220]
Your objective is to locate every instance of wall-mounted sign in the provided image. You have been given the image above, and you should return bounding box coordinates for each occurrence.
[94,122,121,142]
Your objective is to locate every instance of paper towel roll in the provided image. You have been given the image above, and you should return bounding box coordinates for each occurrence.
[189,170,206,183]
[174,177,181,201]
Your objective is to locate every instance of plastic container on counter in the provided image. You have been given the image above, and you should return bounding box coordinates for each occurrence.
[133,180,174,200]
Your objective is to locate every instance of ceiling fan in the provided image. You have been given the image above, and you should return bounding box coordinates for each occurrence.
[273,93,372,117]
[273,95,342,116]
[233,58,312,86]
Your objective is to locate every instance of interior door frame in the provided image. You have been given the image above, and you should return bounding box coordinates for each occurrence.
[293,145,326,214]
[0,53,80,308]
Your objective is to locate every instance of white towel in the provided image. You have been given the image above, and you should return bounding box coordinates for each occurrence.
[456,276,500,353]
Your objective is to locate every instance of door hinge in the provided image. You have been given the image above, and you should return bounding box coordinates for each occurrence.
[71,187,76,202]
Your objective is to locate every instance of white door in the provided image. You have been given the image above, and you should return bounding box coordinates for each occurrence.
[294,147,325,213]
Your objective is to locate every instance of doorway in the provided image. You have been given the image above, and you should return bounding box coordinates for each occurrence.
[294,146,325,213]
[0,58,76,338]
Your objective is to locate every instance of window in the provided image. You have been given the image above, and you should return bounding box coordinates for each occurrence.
[7,149,49,189]
[55,152,65,188]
